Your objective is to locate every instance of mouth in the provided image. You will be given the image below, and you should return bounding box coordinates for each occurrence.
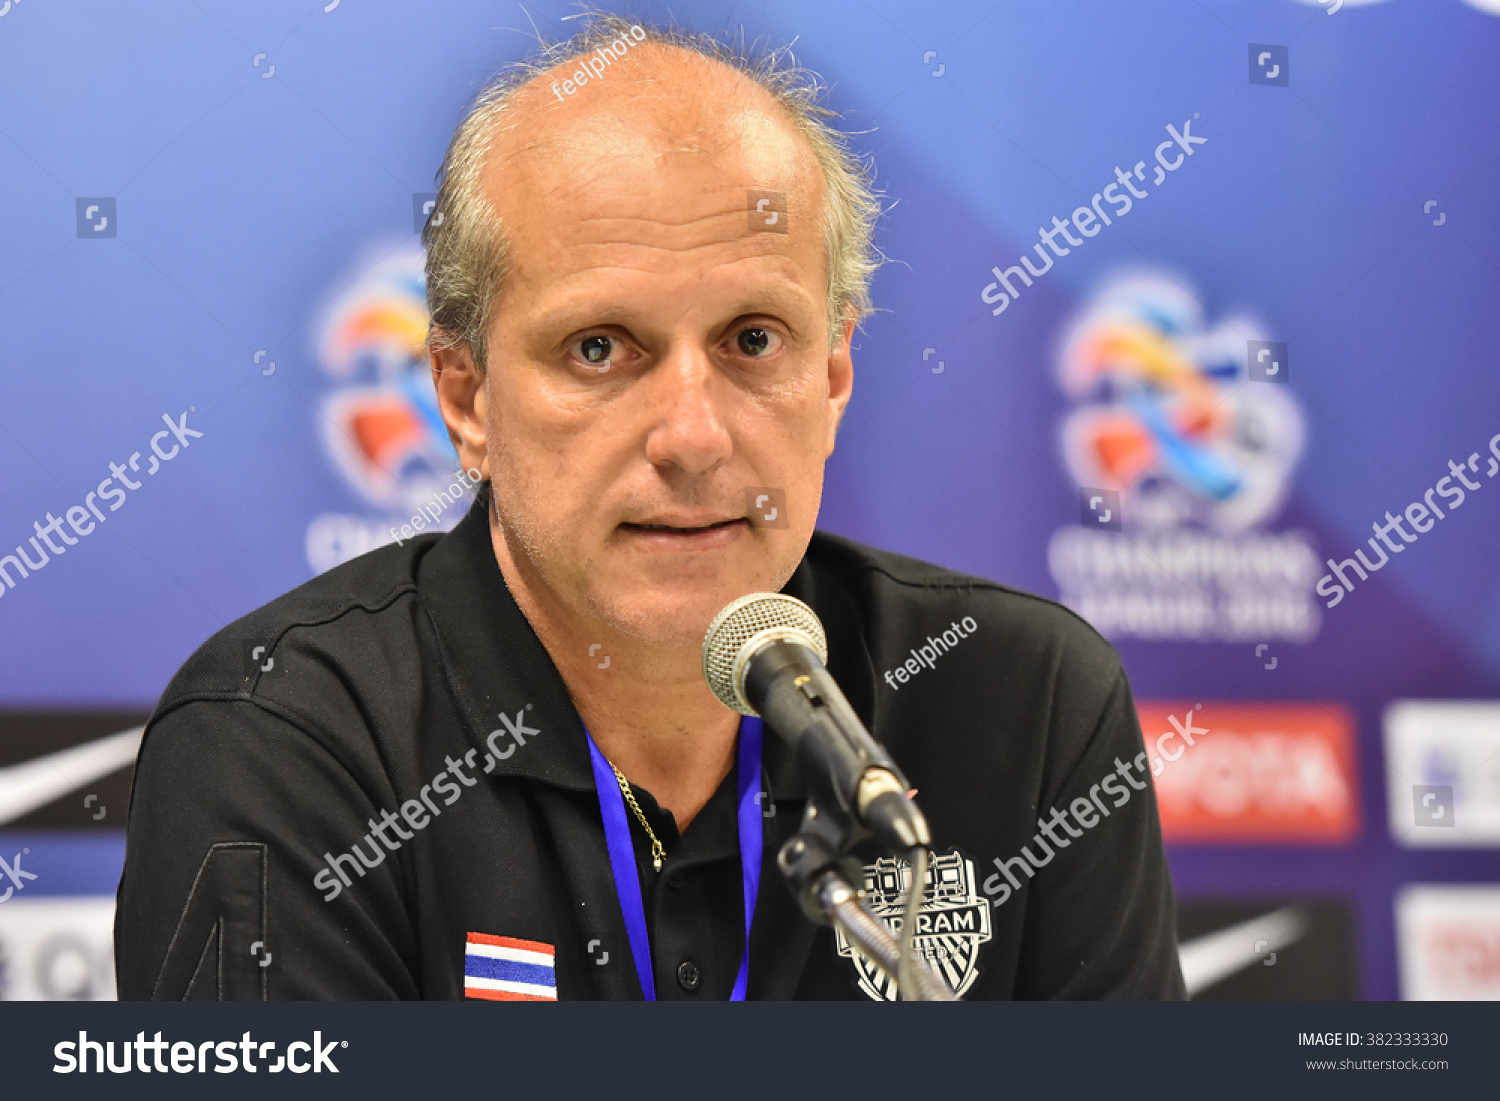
[617,517,750,550]
[621,518,746,535]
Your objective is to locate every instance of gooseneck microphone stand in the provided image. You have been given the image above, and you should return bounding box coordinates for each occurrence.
[702,592,957,1000]
[776,797,957,1002]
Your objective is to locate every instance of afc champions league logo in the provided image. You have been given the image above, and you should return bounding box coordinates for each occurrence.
[836,849,992,1000]
[1049,270,1321,643]
[303,243,474,573]
[1059,271,1305,535]
[317,243,456,511]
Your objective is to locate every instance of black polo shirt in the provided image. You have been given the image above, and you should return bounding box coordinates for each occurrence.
[114,488,1185,1000]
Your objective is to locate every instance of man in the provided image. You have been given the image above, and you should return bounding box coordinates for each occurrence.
[115,15,1184,1000]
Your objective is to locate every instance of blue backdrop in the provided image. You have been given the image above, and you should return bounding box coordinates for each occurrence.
[2,0,1498,1001]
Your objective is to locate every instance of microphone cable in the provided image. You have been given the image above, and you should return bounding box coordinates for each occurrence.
[897,846,927,1001]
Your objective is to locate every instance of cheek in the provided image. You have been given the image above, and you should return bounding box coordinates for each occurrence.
[743,377,831,481]
[754,370,829,440]
[777,407,835,470]
[487,395,618,532]
[485,408,557,520]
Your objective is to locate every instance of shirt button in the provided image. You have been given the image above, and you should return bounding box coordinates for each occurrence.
[676,960,701,992]
[665,871,685,890]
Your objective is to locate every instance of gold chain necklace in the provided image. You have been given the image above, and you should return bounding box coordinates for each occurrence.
[609,762,666,872]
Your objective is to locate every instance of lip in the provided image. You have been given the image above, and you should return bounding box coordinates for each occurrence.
[627,511,742,529]
[617,517,749,550]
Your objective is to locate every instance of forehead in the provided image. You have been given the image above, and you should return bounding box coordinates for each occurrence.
[479,46,827,297]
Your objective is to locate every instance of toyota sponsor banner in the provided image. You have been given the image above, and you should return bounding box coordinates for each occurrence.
[1396,885,1500,1001]
[1139,702,1358,844]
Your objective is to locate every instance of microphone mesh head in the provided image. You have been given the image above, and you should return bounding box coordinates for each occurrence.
[701,593,828,715]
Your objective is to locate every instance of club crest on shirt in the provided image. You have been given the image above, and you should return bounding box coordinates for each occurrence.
[836,849,992,1000]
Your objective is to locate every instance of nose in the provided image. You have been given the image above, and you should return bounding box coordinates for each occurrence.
[641,342,733,476]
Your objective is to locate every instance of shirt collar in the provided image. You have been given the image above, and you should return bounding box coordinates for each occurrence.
[415,486,879,805]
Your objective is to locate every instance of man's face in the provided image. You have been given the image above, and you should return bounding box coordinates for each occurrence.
[454,67,853,648]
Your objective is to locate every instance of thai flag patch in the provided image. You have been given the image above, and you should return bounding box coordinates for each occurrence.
[463,933,557,1001]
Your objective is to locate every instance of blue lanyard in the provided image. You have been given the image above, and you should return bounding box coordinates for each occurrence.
[583,716,763,1001]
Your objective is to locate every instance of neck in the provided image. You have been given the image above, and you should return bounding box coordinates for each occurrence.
[489,518,740,832]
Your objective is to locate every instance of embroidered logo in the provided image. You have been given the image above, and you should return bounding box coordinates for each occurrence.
[835,849,992,1000]
[463,933,557,1001]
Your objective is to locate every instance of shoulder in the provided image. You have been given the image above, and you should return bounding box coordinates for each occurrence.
[802,530,1128,766]
[152,535,441,723]
[805,529,1121,685]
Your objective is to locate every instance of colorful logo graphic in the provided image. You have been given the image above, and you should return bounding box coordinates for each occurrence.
[1058,272,1303,533]
[1049,273,1321,642]
[316,244,456,512]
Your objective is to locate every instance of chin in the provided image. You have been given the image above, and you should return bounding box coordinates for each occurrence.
[583,532,810,644]
[591,600,715,649]
[585,579,757,649]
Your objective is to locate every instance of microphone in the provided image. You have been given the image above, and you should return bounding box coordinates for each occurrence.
[702,593,930,854]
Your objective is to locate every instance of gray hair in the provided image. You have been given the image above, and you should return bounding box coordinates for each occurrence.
[422,12,883,371]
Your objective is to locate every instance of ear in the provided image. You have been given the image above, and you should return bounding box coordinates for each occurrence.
[823,307,856,456]
[430,339,489,479]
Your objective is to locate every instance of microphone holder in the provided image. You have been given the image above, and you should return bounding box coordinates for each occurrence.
[776,802,957,1002]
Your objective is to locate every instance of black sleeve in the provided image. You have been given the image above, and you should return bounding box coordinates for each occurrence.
[1013,668,1187,1000]
[114,699,420,999]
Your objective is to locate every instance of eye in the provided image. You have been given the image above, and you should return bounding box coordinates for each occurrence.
[735,326,781,357]
[571,333,619,371]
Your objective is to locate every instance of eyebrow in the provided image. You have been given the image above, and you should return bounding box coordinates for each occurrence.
[529,276,819,341]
